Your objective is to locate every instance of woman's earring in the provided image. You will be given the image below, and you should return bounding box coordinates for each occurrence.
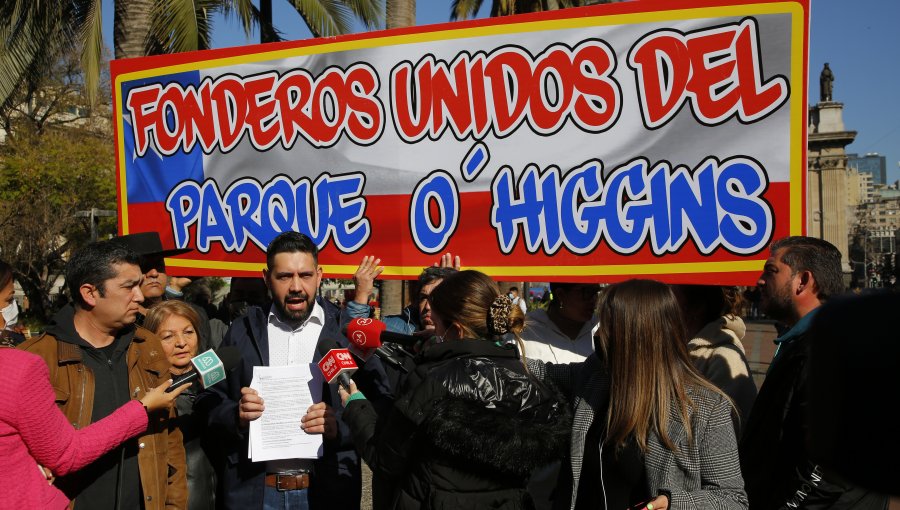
[559,301,564,310]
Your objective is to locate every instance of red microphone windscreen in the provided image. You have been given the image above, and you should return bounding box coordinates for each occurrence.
[347,318,387,350]
[318,348,358,384]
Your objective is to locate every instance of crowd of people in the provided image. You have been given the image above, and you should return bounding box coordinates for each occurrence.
[0,232,896,510]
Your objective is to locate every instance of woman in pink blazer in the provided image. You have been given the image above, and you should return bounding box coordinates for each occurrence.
[0,345,187,508]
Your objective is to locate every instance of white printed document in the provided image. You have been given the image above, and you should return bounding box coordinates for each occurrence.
[248,364,324,462]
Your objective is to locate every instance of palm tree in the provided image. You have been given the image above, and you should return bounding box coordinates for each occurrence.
[145,0,384,61]
[387,0,415,29]
[1,0,383,110]
[116,0,155,59]
[0,1,84,110]
[149,0,258,53]
[378,0,415,319]
[268,0,383,39]
[451,0,607,20]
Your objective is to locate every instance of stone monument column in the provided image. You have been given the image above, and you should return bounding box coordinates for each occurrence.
[807,78,856,277]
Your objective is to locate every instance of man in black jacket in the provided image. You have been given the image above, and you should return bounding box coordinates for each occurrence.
[740,236,888,509]
[200,232,391,510]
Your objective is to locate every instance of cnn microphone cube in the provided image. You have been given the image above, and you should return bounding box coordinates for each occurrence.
[319,349,357,384]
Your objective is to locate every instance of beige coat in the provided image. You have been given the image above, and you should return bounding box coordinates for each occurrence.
[687,315,757,431]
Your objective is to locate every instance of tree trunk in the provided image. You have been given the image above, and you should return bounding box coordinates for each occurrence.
[381,0,415,316]
[380,280,405,317]
[17,271,52,325]
[114,0,155,59]
[260,0,277,43]
[386,0,415,30]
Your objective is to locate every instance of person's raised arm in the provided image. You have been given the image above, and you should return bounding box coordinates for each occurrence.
[352,256,383,307]
[434,252,461,270]
[163,394,188,508]
[341,256,383,328]
[338,380,421,481]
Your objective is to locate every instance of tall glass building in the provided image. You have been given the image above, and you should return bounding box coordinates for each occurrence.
[847,152,888,185]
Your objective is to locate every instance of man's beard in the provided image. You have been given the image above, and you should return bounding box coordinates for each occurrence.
[273,291,316,323]
[760,281,795,323]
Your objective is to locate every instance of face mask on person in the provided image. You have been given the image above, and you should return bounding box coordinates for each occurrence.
[2,300,18,329]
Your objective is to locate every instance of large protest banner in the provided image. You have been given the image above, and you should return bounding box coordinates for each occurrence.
[111,0,808,284]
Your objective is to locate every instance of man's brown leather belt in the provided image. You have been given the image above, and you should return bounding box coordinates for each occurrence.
[265,472,311,491]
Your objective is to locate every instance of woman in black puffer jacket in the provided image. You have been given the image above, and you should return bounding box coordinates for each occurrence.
[340,270,571,509]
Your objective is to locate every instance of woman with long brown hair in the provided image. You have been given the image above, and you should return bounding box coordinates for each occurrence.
[532,279,747,510]
[339,270,570,509]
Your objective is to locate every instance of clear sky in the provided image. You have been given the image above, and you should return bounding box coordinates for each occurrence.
[102,0,900,184]
[807,0,900,185]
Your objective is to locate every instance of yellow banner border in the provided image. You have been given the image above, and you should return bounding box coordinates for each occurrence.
[115,1,807,277]
[165,257,766,277]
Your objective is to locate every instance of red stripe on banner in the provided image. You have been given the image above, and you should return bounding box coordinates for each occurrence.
[126,182,789,284]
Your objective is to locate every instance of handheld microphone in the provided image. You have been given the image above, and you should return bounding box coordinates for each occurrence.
[344,319,422,347]
[345,319,410,373]
[343,318,419,349]
[318,348,358,392]
[166,346,240,392]
[378,330,421,349]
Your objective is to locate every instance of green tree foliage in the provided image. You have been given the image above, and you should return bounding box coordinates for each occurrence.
[0,49,109,140]
[0,127,116,322]
[450,0,613,20]
[0,1,82,111]
[1,0,382,111]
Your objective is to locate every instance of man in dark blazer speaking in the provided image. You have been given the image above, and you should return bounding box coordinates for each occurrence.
[200,232,391,510]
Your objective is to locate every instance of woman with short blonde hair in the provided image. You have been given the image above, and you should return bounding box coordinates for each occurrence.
[144,299,217,510]
[144,300,203,372]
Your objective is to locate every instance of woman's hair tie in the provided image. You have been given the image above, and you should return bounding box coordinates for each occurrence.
[488,294,513,336]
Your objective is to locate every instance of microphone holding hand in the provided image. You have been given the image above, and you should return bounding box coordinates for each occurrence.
[165,346,241,392]
[318,348,358,392]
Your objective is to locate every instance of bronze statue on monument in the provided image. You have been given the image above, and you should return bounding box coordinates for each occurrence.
[820,63,834,102]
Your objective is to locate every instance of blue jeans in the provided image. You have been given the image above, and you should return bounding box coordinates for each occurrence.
[263,486,309,510]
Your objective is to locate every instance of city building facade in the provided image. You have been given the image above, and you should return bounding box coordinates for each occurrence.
[847,152,888,185]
